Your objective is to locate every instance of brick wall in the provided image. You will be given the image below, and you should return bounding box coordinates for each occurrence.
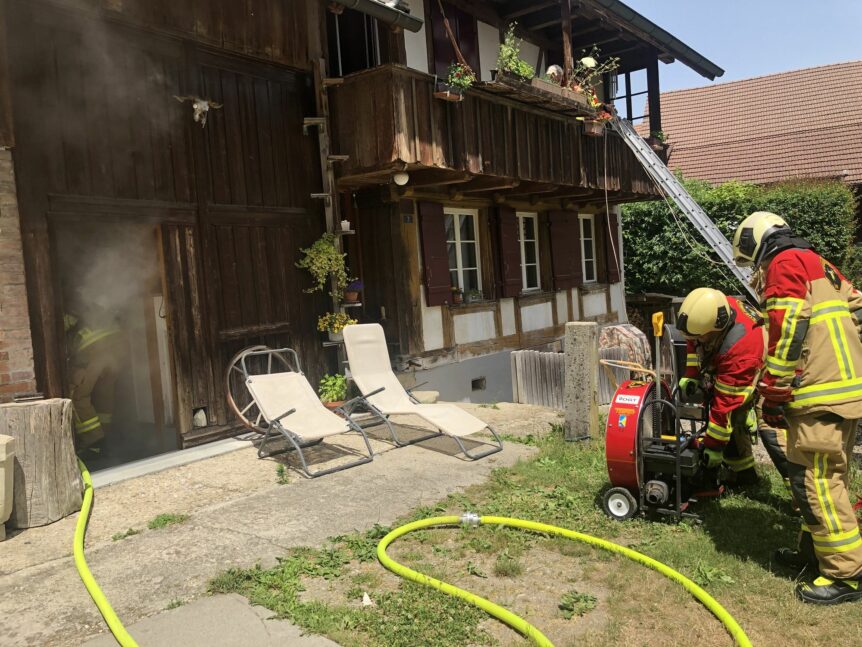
[0,149,36,400]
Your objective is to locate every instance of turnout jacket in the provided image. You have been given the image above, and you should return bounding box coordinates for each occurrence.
[760,247,862,418]
[685,296,766,448]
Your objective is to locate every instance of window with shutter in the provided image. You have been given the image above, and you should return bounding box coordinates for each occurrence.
[418,202,452,307]
[429,1,480,79]
[579,214,597,283]
[517,212,541,291]
[549,211,583,290]
[496,206,521,298]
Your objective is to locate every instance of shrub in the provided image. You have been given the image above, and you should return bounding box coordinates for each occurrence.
[497,23,534,81]
[318,373,347,403]
[296,233,350,297]
[622,177,857,296]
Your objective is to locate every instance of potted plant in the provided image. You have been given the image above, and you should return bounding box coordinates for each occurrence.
[647,130,668,151]
[450,286,463,305]
[464,289,483,304]
[435,62,475,102]
[343,279,363,303]
[319,373,347,411]
[493,24,535,83]
[583,108,613,136]
[317,312,357,341]
[296,232,350,298]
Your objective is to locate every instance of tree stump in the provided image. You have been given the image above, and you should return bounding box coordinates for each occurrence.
[0,399,82,528]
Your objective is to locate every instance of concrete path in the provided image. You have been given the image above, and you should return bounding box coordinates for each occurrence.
[0,403,556,646]
[82,594,340,647]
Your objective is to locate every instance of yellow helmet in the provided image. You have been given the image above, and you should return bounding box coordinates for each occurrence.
[732,211,790,267]
[677,288,732,338]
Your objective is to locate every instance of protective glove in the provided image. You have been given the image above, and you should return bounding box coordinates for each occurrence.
[678,377,701,400]
[761,403,789,429]
[702,447,724,470]
[757,381,794,403]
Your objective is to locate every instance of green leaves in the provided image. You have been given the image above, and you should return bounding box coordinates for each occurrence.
[497,23,535,81]
[558,589,598,619]
[622,178,856,296]
[296,233,350,297]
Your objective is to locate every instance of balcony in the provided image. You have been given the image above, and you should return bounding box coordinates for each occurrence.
[328,64,658,202]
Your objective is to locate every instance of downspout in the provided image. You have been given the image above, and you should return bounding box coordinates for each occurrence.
[329,0,424,33]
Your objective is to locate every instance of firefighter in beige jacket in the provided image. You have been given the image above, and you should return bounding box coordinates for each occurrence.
[734,211,862,604]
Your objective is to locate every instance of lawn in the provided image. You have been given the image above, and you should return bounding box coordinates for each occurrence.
[211,423,862,646]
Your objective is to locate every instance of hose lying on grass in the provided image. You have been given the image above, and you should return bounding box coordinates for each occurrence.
[74,459,139,647]
[377,514,752,647]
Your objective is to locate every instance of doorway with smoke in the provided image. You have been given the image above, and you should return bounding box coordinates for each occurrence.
[53,218,177,469]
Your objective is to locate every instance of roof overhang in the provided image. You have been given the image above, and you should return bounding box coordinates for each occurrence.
[330,0,424,33]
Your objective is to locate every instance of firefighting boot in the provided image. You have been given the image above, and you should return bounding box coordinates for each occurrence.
[796,576,862,605]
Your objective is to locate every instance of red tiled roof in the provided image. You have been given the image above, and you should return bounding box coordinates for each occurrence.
[640,61,862,186]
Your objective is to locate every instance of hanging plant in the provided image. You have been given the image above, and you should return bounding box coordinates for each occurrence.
[296,233,350,297]
[446,62,476,92]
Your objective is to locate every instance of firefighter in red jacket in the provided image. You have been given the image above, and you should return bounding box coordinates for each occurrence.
[676,288,772,485]
[734,211,862,604]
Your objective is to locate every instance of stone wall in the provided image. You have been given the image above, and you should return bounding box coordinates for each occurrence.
[0,149,36,400]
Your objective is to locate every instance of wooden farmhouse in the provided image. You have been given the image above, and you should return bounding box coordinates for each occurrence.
[0,0,722,466]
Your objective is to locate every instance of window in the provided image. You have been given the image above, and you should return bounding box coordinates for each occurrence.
[445,209,481,293]
[580,214,597,283]
[610,69,648,124]
[517,212,540,291]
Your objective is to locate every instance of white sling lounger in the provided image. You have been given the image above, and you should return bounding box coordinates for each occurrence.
[238,347,376,478]
[342,324,503,460]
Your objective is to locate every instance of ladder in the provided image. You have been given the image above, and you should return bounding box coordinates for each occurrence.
[610,117,757,302]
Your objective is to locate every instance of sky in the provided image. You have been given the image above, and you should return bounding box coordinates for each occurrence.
[621,0,862,92]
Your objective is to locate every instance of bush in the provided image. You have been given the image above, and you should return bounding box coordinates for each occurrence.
[622,177,857,296]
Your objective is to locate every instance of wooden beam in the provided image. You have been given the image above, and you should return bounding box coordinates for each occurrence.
[458,176,521,193]
[0,2,13,147]
[646,56,661,135]
[503,1,557,21]
[504,181,560,197]
[560,0,574,84]
[403,169,473,188]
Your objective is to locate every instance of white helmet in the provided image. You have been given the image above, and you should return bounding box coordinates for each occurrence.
[677,288,732,338]
[732,211,790,267]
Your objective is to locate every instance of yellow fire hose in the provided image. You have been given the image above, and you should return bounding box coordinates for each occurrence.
[74,459,139,647]
[377,514,753,647]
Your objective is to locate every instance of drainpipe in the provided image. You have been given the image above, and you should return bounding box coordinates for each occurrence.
[329,0,424,33]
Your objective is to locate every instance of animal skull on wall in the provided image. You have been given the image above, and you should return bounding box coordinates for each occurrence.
[173,95,223,127]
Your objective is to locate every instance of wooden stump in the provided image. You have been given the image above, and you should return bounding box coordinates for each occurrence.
[0,399,82,528]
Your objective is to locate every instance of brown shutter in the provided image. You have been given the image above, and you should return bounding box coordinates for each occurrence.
[605,211,622,283]
[418,201,452,306]
[429,2,480,79]
[496,206,522,298]
[549,211,583,290]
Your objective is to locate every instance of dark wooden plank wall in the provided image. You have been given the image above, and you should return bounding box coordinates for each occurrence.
[330,65,656,195]
[41,0,316,70]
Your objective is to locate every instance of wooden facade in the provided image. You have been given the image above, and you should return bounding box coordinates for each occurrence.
[330,64,656,201]
[5,0,330,445]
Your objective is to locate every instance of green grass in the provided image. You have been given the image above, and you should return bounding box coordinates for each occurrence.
[558,589,597,619]
[211,422,862,647]
[147,513,189,530]
[165,599,184,610]
[276,464,289,485]
[478,402,500,410]
[111,528,141,541]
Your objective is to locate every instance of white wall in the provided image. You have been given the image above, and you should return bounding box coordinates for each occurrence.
[521,301,553,332]
[477,21,499,82]
[500,298,516,336]
[405,0,429,73]
[555,290,568,323]
[520,40,542,76]
[582,289,606,319]
[421,290,445,350]
[454,310,497,344]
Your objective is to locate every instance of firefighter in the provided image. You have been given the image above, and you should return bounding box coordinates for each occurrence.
[65,308,122,456]
[733,210,862,604]
[677,287,780,485]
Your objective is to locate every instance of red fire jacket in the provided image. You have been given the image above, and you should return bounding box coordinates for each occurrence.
[685,296,765,448]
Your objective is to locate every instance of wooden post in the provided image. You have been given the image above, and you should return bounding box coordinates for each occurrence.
[0,399,82,528]
[560,0,574,85]
[647,56,661,136]
[0,1,14,148]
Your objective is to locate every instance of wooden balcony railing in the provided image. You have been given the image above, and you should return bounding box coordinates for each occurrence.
[329,64,657,199]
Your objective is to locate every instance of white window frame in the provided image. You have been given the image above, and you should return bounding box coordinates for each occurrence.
[579,213,597,284]
[444,207,482,293]
[517,211,541,292]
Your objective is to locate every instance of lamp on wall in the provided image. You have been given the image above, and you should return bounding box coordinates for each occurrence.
[392,171,410,186]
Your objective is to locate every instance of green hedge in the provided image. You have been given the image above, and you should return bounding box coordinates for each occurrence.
[621,178,858,296]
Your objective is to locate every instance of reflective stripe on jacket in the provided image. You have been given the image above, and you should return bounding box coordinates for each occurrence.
[76,326,120,352]
[761,248,862,417]
[685,296,766,447]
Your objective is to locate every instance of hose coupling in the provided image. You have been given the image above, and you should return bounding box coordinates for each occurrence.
[460,512,481,527]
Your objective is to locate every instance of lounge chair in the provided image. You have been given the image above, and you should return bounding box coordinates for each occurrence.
[238,347,378,478]
[342,324,503,460]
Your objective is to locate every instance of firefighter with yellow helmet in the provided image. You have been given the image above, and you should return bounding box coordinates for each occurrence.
[733,211,862,604]
[64,301,122,456]
[677,287,783,485]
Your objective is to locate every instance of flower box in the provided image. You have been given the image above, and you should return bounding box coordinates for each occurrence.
[433,87,463,102]
[488,70,592,114]
[583,119,606,137]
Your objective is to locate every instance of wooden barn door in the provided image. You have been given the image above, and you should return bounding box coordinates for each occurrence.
[182,51,328,440]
